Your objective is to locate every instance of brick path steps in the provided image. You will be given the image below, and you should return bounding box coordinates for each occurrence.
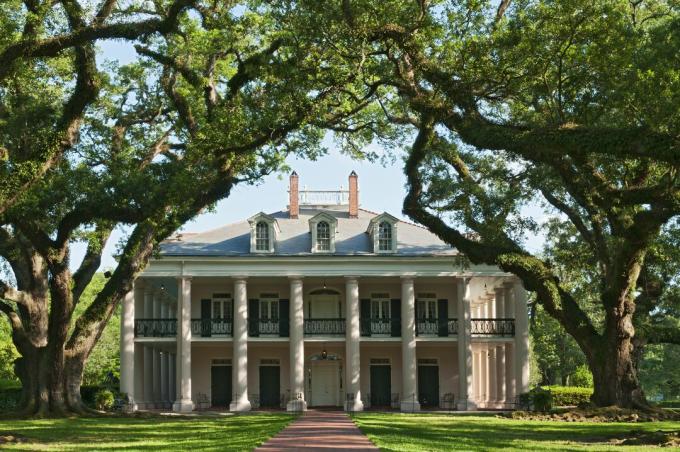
[256,410,378,451]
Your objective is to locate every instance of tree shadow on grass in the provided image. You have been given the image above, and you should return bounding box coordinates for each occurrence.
[0,413,295,451]
[352,413,680,451]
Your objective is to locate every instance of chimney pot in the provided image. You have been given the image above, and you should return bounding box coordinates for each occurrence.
[348,171,358,218]
[289,171,299,219]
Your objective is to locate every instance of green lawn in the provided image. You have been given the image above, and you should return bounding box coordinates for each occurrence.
[352,413,680,451]
[0,413,294,451]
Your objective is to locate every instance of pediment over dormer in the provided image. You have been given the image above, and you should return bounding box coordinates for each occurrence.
[247,212,280,253]
[308,212,338,253]
[367,212,399,253]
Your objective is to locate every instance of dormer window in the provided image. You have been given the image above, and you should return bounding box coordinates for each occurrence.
[378,222,392,251]
[368,212,399,253]
[248,212,279,253]
[317,221,331,251]
[309,212,337,253]
[255,222,270,251]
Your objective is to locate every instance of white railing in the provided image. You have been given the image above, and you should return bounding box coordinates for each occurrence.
[298,189,350,205]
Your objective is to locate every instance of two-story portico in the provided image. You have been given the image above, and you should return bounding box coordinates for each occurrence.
[119,172,530,412]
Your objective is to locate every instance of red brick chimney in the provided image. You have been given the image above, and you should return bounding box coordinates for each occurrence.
[348,171,358,218]
[289,171,299,219]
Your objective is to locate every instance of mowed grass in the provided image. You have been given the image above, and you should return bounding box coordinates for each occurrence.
[0,413,294,451]
[352,412,680,451]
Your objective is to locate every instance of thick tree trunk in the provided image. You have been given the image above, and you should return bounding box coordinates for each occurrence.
[585,307,647,408]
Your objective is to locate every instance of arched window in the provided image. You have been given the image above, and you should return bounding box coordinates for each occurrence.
[316,221,331,251]
[255,221,270,251]
[378,221,392,251]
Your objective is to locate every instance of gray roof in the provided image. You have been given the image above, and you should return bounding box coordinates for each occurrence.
[161,206,457,257]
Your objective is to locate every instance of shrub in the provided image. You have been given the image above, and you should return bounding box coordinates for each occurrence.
[0,387,21,411]
[543,385,593,406]
[570,365,594,388]
[531,387,553,412]
[95,389,115,411]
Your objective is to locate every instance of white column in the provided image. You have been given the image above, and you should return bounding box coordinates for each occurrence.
[230,277,251,411]
[152,293,162,408]
[505,343,515,402]
[480,350,487,404]
[120,288,137,410]
[169,352,176,403]
[487,346,497,403]
[345,277,363,411]
[287,277,307,411]
[143,288,154,409]
[160,301,169,408]
[513,280,530,395]
[496,345,506,405]
[504,283,515,318]
[472,350,479,402]
[456,277,474,410]
[495,288,505,319]
[400,276,420,412]
[173,276,193,412]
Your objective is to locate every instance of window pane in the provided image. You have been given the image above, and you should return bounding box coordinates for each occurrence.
[378,221,392,251]
[256,222,269,251]
[371,301,380,318]
[317,221,331,251]
[416,300,425,319]
[213,301,222,319]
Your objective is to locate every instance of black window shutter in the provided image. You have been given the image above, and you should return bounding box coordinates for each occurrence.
[279,299,290,337]
[248,299,259,337]
[437,299,448,337]
[201,299,211,337]
[360,299,371,337]
[391,299,401,337]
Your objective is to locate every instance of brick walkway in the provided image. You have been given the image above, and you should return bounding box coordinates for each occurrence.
[256,410,378,451]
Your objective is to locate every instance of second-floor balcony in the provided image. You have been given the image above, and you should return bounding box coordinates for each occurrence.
[304,318,346,336]
[192,318,233,337]
[135,319,177,337]
[360,317,401,337]
[416,318,459,337]
[471,318,515,336]
[249,318,285,337]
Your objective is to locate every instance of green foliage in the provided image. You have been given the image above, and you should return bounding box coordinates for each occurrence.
[542,386,594,407]
[524,387,554,412]
[94,389,114,411]
[0,385,20,410]
[570,365,594,388]
[0,320,18,381]
[639,344,680,401]
[530,304,587,386]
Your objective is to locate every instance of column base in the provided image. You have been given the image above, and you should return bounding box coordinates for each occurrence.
[286,399,307,412]
[172,398,194,412]
[122,399,138,413]
[344,399,364,412]
[229,400,252,412]
[400,400,421,412]
[457,399,476,411]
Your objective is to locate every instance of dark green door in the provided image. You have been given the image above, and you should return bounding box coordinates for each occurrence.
[418,365,439,407]
[211,365,232,407]
[259,366,280,408]
[370,365,391,407]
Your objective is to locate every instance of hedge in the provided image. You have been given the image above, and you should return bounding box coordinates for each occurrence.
[0,384,108,411]
[542,385,593,406]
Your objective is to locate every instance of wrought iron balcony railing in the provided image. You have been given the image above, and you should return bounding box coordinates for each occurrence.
[134,319,177,337]
[471,318,515,336]
[415,318,458,337]
[190,318,233,337]
[360,317,401,337]
[248,318,281,336]
[304,318,346,335]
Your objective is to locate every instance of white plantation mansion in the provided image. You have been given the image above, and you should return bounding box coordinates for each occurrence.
[119,171,530,412]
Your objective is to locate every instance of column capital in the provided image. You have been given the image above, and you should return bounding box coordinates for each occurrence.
[344,276,360,283]
[175,275,192,282]
[288,275,303,283]
[400,275,415,284]
[233,276,248,283]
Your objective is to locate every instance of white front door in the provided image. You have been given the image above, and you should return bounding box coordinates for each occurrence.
[311,362,339,406]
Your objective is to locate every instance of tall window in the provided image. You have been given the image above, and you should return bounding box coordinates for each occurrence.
[255,221,269,251]
[378,221,392,251]
[317,221,331,251]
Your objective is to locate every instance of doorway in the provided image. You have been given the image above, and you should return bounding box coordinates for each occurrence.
[310,361,340,406]
[370,364,391,408]
[211,364,232,407]
[259,364,280,408]
[418,362,440,407]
